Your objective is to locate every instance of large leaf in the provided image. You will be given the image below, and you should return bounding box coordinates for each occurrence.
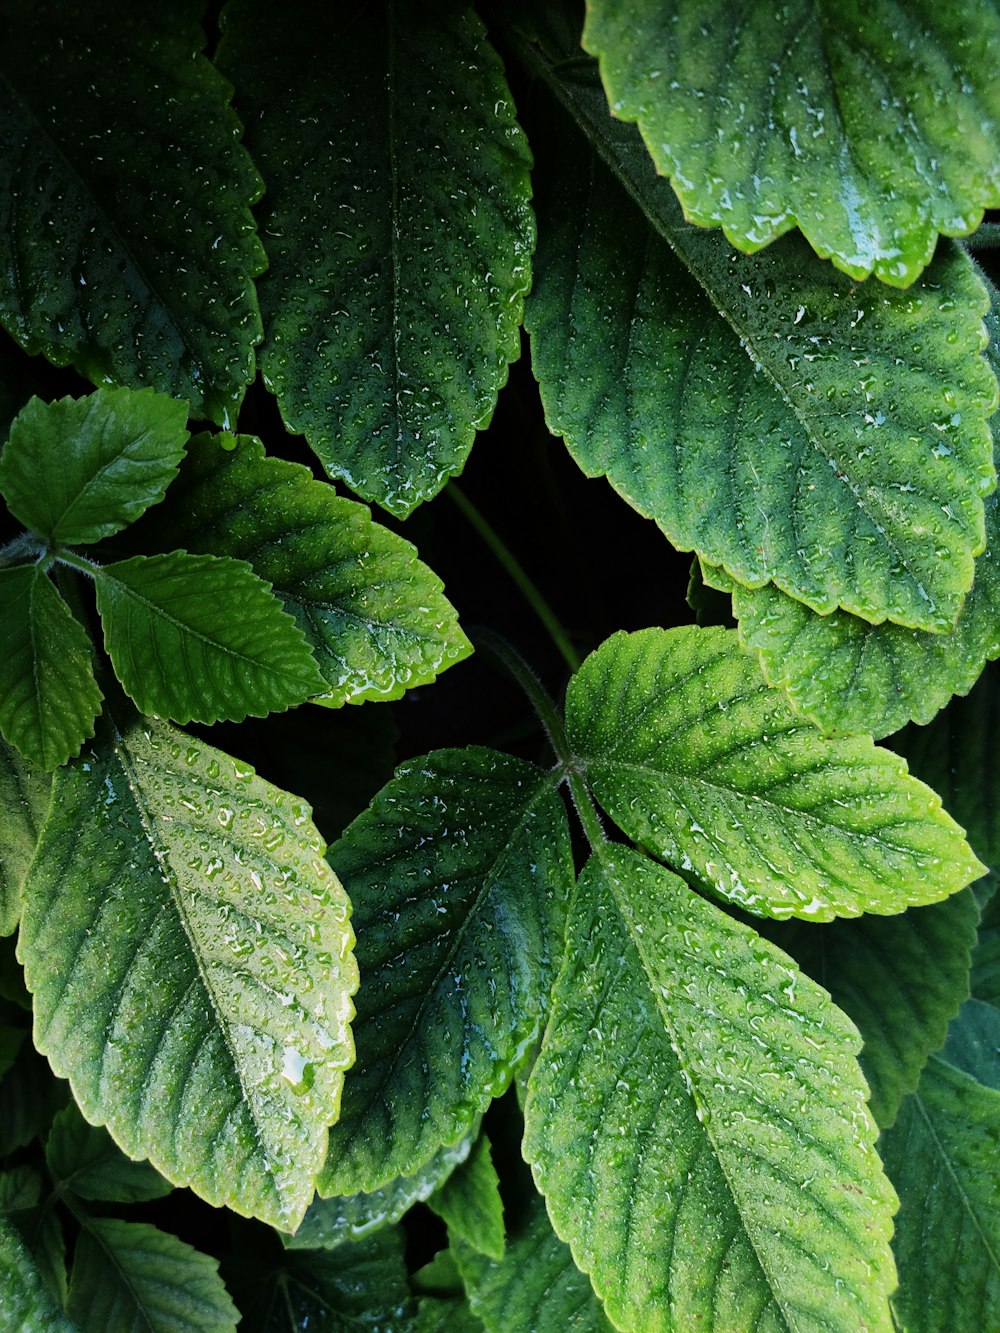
[0,0,263,423]
[523,87,997,632]
[566,626,983,920]
[46,1103,171,1204]
[0,738,50,936]
[217,0,533,516]
[0,389,189,545]
[880,1055,1000,1332]
[524,848,897,1332]
[320,748,572,1195]
[124,433,471,706]
[18,712,357,1230]
[0,564,102,770]
[0,1213,76,1333]
[94,551,325,724]
[583,0,1000,285]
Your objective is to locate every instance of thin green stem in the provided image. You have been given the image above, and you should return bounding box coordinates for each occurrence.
[448,483,581,673]
[565,768,606,854]
[963,222,1000,251]
[51,547,101,576]
[0,531,45,568]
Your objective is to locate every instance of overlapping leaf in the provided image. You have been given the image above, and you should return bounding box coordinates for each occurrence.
[942,997,1000,1090]
[972,892,1000,1007]
[217,0,533,516]
[320,748,571,1195]
[524,847,897,1332]
[0,739,51,936]
[0,0,263,422]
[0,1213,75,1333]
[18,711,357,1230]
[124,433,471,707]
[583,0,1000,284]
[567,626,983,919]
[46,1103,171,1204]
[429,1134,504,1261]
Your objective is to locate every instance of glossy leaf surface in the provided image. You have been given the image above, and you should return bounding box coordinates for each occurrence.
[429,1133,505,1261]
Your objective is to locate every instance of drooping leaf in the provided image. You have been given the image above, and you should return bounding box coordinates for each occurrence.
[972,891,1000,1007]
[18,712,357,1231]
[523,87,997,632]
[583,0,1000,286]
[941,997,1000,1090]
[0,563,102,771]
[320,748,572,1195]
[880,1056,1000,1332]
[429,1133,505,1261]
[776,890,979,1128]
[94,552,325,724]
[0,389,190,545]
[0,0,264,422]
[124,433,471,706]
[217,0,533,516]
[567,626,983,920]
[0,737,51,936]
[46,1103,171,1204]
[524,847,897,1333]
[67,1218,238,1333]
[0,1213,75,1333]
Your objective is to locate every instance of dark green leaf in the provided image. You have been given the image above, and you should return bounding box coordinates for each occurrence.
[0,1165,42,1213]
[941,997,1000,1090]
[46,1103,171,1204]
[972,891,1000,1007]
[5,1198,68,1310]
[0,737,50,936]
[0,1213,75,1333]
[429,1134,504,1261]
[0,1026,24,1081]
[0,1038,68,1157]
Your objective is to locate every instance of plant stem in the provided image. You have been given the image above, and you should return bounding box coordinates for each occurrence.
[51,547,101,576]
[963,222,1000,251]
[0,531,45,568]
[448,483,581,673]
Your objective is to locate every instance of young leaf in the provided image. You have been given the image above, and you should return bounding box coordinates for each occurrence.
[46,1103,171,1204]
[583,0,1000,286]
[524,92,997,632]
[18,712,358,1231]
[66,1218,238,1333]
[0,563,102,771]
[94,552,325,724]
[880,1056,1000,1332]
[567,626,984,920]
[0,389,190,545]
[123,433,471,706]
[524,847,897,1333]
[217,0,533,516]
[429,1134,505,1261]
[0,738,50,936]
[0,1214,75,1333]
[320,748,572,1195]
[0,0,264,422]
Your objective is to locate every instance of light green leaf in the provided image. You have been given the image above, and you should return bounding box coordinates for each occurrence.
[0,1,263,423]
[880,1056,1000,1332]
[67,1218,238,1333]
[524,88,997,632]
[429,1134,504,1261]
[776,890,979,1128]
[454,1193,613,1332]
[0,389,190,545]
[567,626,984,920]
[217,0,533,516]
[972,891,1000,1007]
[583,0,1000,285]
[46,1103,171,1204]
[320,748,572,1195]
[0,1213,76,1333]
[524,848,897,1333]
[0,737,50,936]
[0,564,102,771]
[124,433,471,706]
[94,552,325,724]
[18,712,357,1230]
[941,997,1000,1090]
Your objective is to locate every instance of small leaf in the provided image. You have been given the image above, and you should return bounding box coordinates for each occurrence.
[46,1103,171,1204]
[67,1218,238,1333]
[95,551,325,724]
[524,848,897,1333]
[0,737,50,936]
[0,1213,75,1333]
[320,748,572,1195]
[0,1164,42,1213]
[429,1134,505,1261]
[0,564,102,771]
[18,712,357,1230]
[0,389,190,545]
[942,997,1000,1090]
[217,0,533,516]
[567,626,984,920]
[0,1039,68,1157]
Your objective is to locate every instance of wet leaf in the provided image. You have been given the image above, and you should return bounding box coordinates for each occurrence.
[429,1133,505,1261]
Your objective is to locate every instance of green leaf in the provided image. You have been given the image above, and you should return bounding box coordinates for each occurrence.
[124,433,471,706]
[18,712,357,1231]
[0,1025,25,1081]
[0,564,102,771]
[524,847,897,1333]
[567,626,984,920]
[0,1213,76,1333]
[0,1038,68,1157]
[0,1164,42,1213]
[880,1056,1000,1332]
[941,997,1000,1090]
[0,1,264,423]
[523,88,997,632]
[583,0,1000,285]
[67,1218,238,1333]
[0,389,190,545]
[94,552,325,724]
[46,1103,171,1204]
[429,1134,505,1261]
[776,890,979,1128]
[414,1294,484,1332]
[217,0,533,516]
[0,737,50,936]
[5,1200,68,1311]
[454,1193,613,1332]
[972,891,1000,1007]
[320,748,572,1195]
